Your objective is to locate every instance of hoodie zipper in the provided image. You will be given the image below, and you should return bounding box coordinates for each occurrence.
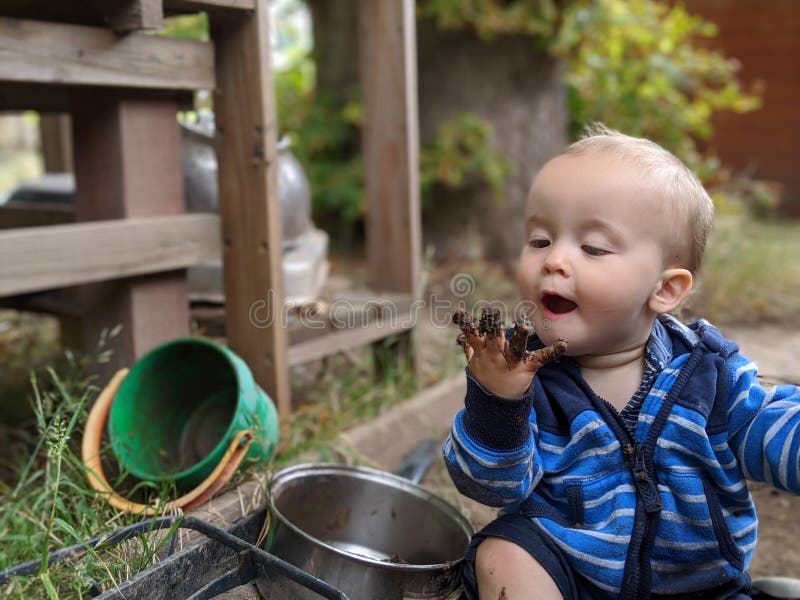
[597,397,662,599]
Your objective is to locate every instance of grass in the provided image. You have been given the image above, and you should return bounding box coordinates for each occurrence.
[0,333,192,599]
[684,216,800,325]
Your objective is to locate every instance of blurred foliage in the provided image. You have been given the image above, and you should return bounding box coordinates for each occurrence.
[420,112,514,208]
[418,0,773,217]
[156,1,773,234]
[417,0,562,42]
[158,12,209,41]
[552,0,762,183]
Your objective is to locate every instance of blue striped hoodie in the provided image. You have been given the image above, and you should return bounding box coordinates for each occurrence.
[444,315,800,598]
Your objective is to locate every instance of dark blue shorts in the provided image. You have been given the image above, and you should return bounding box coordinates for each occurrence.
[459,513,752,600]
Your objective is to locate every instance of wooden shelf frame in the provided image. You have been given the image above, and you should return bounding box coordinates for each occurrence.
[0,0,422,417]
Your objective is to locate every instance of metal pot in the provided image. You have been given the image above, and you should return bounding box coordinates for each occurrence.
[260,463,474,599]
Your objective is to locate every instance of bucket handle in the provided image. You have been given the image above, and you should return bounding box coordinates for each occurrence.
[81,369,254,516]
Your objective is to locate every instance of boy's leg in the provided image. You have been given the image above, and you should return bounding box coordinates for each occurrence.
[460,513,591,600]
[476,537,563,600]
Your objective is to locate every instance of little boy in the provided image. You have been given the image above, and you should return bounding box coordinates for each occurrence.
[445,125,800,599]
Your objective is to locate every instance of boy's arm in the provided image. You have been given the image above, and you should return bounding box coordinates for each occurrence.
[444,308,566,507]
[443,368,544,507]
[727,353,800,493]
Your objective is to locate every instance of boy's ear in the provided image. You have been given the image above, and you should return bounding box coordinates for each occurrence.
[649,268,693,314]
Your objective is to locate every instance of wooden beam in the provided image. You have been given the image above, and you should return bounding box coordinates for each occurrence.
[0,215,220,296]
[359,0,421,297]
[166,0,256,12]
[288,308,416,366]
[212,1,291,416]
[0,17,214,91]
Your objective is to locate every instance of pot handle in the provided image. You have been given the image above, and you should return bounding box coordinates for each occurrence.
[81,369,253,515]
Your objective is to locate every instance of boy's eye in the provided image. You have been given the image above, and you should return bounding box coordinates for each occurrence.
[582,244,610,256]
[528,238,550,249]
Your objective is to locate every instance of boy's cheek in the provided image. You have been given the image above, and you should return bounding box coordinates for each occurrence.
[515,259,539,300]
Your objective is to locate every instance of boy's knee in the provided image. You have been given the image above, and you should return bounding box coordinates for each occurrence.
[475,537,562,599]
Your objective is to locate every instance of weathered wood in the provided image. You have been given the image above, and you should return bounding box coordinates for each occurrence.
[72,97,192,372]
[165,0,256,12]
[39,114,73,173]
[0,215,220,296]
[212,1,291,417]
[110,0,164,33]
[288,306,416,366]
[0,17,214,91]
[359,0,421,297]
[359,0,422,382]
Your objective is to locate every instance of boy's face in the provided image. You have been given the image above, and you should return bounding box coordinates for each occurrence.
[518,152,672,358]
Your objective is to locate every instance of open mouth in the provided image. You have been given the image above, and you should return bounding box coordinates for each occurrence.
[541,293,578,315]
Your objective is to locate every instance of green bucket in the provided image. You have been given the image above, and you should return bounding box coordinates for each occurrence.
[108,338,279,491]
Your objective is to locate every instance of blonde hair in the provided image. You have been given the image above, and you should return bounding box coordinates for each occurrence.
[562,124,714,274]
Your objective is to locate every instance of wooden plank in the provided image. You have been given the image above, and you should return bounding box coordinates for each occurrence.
[0,17,214,91]
[165,0,256,12]
[0,214,221,296]
[39,114,73,173]
[212,1,291,416]
[359,0,421,297]
[288,308,416,366]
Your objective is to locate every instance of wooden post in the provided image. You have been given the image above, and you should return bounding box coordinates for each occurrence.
[359,0,421,297]
[211,0,291,417]
[72,96,190,373]
[359,0,422,378]
[39,113,73,173]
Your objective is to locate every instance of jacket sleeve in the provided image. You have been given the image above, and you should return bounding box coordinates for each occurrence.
[727,353,800,493]
[442,368,544,507]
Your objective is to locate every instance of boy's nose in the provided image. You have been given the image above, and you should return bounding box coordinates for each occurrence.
[543,246,570,276]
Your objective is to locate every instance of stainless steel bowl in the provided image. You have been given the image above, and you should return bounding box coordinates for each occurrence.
[261,463,474,599]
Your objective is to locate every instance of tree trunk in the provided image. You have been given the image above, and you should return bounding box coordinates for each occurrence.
[307,0,360,106]
[417,21,569,268]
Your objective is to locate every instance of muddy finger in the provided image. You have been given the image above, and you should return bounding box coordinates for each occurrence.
[503,319,531,367]
[453,308,483,350]
[523,339,568,372]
